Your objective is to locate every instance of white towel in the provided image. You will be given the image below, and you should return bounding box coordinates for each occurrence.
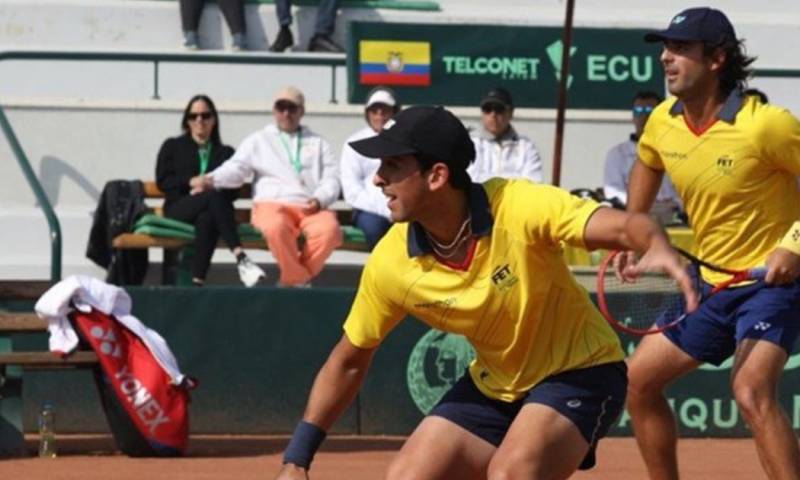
[34,275,187,385]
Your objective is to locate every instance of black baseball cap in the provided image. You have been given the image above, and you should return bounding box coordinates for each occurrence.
[644,7,736,44]
[349,105,475,166]
[480,87,513,109]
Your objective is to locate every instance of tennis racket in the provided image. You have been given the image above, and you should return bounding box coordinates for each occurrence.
[596,248,767,336]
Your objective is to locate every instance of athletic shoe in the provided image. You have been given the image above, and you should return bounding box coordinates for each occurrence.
[231,33,247,52]
[308,34,343,53]
[183,31,199,50]
[237,256,266,287]
[269,27,294,52]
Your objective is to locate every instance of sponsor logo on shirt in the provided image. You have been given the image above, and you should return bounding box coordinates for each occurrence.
[414,297,457,309]
[492,264,519,292]
[661,151,688,160]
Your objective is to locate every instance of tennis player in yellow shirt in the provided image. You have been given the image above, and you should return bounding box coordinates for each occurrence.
[624,7,800,480]
[275,105,697,480]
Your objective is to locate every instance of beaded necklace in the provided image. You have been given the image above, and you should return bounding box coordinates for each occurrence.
[424,214,472,259]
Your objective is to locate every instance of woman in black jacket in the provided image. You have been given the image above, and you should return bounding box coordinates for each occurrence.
[156,94,265,286]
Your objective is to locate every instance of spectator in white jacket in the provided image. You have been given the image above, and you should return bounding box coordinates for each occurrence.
[190,86,342,286]
[468,87,543,183]
[340,87,400,249]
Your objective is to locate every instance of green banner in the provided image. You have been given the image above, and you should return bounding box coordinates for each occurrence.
[9,288,799,437]
[347,22,665,109]
[399,329,800,438]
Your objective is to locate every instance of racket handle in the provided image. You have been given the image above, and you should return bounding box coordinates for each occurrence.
[749,266,768,280]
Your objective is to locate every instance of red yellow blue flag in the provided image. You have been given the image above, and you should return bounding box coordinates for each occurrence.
[359,40,431,86]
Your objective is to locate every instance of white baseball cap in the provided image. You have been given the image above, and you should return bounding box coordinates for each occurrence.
[366,88,397,108]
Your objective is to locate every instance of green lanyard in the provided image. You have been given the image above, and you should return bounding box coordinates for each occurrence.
[279,129,303,173]
[198,143,212,175]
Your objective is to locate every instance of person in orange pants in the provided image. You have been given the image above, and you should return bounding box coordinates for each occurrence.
[191,86,342,286]
[251,202,340,286]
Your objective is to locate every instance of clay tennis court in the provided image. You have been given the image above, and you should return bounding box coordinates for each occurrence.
[0,434,764,479]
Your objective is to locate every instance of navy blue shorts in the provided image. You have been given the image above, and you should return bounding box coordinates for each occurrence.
[429,362,627,470]
[658,278,800,365]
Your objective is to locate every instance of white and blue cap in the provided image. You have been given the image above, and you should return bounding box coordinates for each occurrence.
[645,7,737,45]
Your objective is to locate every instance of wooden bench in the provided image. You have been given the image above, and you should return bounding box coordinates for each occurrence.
[0,312,99,455]
[111,181,369,284]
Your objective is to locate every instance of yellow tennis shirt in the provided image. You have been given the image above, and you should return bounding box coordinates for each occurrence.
[343,179,624,402]
[639,91,800,284]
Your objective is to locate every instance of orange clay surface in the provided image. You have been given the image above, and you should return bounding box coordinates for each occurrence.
[0,435,764,479]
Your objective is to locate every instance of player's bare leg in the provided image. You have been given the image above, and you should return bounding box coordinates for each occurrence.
[384,416,495,480]
[627,334,701,480]
[732,339,800,480]
[487,403,588,480]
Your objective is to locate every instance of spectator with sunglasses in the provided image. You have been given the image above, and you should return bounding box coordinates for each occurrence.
[156,94,266,287]
[339,86,400,250]
[468,87,542,184]
[191,86,342,287]
[603,91,682,222]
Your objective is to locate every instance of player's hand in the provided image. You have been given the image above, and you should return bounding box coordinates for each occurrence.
[765,247,800,285]
[274,463,309,480]
[612,250,639,283]
[301,199,321,215]
[635,244,699,313]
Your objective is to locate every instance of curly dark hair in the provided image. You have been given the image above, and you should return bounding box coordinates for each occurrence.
[703,37,756,95]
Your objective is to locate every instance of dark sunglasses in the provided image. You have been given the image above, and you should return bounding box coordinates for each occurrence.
[187,112,214,121]
[275,101,299,113]
[481,103,507,115]
[632,105,655,117]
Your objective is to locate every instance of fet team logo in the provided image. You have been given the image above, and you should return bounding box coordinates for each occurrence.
[90,325,122,358]
[716,155,734,175]
[491,264,519,292]
[406,329,475,414]
[672,14,687,24]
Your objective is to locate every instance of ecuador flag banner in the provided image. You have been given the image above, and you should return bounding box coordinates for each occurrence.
[359,40,431,86]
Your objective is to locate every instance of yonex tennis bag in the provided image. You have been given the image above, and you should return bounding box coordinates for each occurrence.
[70,308,193,456]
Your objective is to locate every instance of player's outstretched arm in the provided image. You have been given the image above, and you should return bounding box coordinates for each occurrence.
[585,207,698,312]
[626,160,663,214]
[604,160,666,281]
[275,335,377,480]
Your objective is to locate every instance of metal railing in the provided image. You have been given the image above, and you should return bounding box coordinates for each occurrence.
[0,106,62,281]
[0,49,346,102]
[0,49,346,281]
[1,49,799,281]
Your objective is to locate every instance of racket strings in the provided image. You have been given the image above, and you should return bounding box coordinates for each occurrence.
[599,264,688,334]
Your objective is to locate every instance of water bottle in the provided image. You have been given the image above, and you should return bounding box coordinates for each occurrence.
[38,402,57,458]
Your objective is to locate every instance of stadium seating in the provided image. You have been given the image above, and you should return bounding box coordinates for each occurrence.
[0,282,98,456]
[111,181,369,284]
